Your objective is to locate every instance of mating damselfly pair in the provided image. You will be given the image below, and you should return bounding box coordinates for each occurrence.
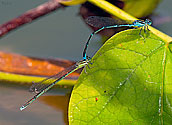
[20,16,152,111]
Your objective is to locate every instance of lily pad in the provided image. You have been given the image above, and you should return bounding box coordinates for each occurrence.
[69,29,172,124]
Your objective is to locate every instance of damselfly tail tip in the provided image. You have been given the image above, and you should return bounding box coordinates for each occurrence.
[20,105,26,111]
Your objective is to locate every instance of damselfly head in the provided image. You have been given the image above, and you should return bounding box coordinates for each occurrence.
[145,19,152,26]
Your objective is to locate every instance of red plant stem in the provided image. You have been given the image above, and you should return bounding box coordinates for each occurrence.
[0,0,64,37]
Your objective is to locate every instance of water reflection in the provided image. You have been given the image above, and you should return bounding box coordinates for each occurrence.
[0,83,71,125]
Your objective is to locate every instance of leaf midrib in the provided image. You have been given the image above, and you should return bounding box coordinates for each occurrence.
[88,43,165,123]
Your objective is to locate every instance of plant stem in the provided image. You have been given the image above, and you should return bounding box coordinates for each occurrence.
[88,0,172,43]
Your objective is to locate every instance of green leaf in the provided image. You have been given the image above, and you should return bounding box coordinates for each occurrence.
[123,0,161,17]
[69,29,172,124]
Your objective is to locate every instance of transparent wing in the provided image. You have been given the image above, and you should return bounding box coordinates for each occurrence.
[29,64,78,93]
[85,16,127,28]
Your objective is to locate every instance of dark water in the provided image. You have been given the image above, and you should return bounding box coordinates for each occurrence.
[0,85,69,125]
[0,0,99,61]
[0,0,171,124]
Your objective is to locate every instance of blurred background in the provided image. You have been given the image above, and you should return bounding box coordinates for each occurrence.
[0,0,171,124]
